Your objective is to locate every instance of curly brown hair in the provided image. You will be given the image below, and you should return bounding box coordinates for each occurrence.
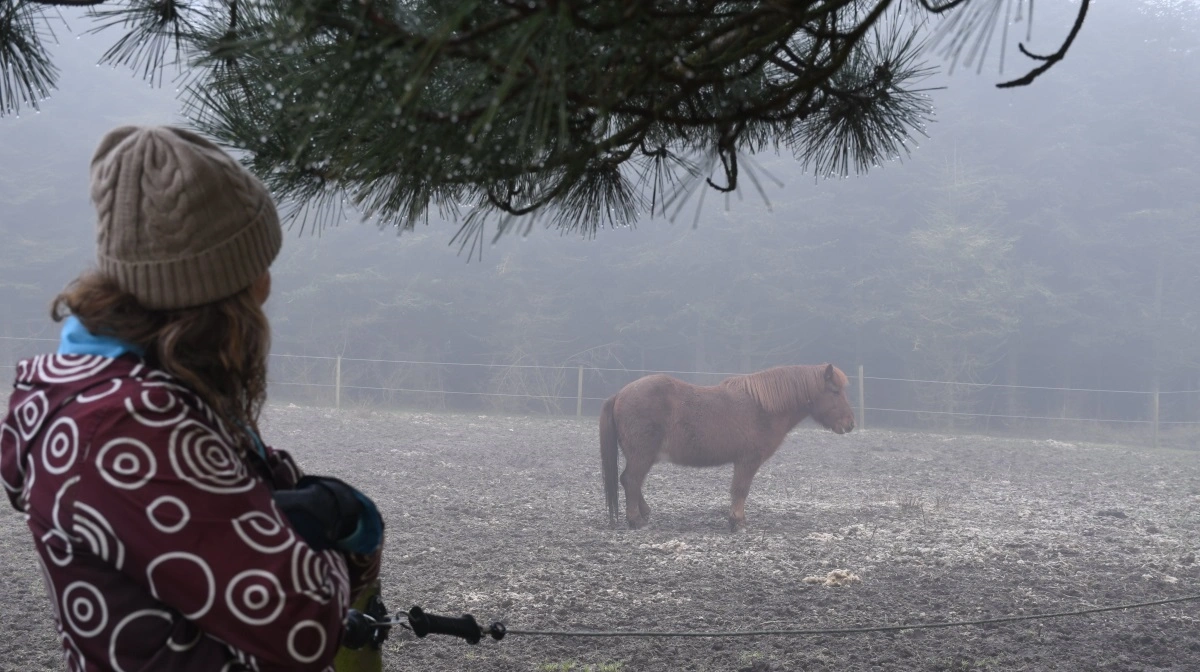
[52,270,270,451]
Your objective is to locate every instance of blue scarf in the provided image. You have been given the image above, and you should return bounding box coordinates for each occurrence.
[57,315,145,359]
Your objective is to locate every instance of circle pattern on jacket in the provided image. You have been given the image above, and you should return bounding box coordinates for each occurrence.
[226,569,285,625]
[146,552,216,620]
[41,416,80,475]
[108,609,172,672]
[77,378,123,404]
[169,420,253,494]
[287,620,327,664]
[125,388,189,428]
[234,509,295,554]
[36,354,113,384]
[62,581,109,637]
[291,544,339,605]
[15,390,49,441]
[146,495,190,534]
[75,502,127,570]
[42,527,75,567]
[96,437,156,490]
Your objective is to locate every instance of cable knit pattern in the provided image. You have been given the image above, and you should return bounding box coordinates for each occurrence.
[89,126,282,310]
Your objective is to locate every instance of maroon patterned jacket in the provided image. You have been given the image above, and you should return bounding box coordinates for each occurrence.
[1,354,380,671]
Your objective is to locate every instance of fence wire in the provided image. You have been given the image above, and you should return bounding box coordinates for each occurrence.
[3,339,1199,427]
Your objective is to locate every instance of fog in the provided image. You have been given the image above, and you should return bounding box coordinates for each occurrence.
[3,2,1199,446]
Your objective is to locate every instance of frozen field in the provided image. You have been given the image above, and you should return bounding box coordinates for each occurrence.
[3,404,1199,671]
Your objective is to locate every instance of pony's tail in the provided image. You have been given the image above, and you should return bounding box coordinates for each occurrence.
[600,395,620,527]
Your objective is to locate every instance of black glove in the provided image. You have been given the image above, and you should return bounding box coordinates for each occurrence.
[273,476,365,550]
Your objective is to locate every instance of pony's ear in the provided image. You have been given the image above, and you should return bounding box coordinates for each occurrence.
[824,363,835,382]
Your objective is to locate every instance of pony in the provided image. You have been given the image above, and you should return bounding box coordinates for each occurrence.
[600,363,855,531]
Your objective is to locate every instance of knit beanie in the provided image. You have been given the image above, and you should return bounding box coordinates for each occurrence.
[89,125,283,310]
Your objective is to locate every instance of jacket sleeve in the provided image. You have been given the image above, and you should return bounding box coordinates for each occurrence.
[74,396,355,672]
[264,446,385,602]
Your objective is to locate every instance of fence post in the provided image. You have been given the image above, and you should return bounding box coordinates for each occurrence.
[576,365,584,417]
[335,355,342,411]
[858,364,866,431]
[1152,374,1160,449]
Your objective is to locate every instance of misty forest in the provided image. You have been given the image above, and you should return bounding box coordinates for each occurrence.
[3,1,1200,671]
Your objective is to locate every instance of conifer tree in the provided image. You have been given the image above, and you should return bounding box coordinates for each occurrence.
[1,1,1089,249]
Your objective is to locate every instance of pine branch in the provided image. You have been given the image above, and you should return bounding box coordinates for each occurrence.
[0,0,59,117]
[997,0,1089,88]
[180,0,946,237]
[85,0,209,86]
[1,0,1094,243]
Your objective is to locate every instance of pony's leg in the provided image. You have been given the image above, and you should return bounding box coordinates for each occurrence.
[620,457,654,529]
[729,460,765,532]
[637,488,651,521]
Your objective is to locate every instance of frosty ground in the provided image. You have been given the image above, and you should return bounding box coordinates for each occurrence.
[3,404,1200,672]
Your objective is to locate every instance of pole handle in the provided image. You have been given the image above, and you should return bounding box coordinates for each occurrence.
[408,606,506,643]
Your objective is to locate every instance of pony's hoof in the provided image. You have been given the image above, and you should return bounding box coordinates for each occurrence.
[728,518,746,533]
[627,517,647,530]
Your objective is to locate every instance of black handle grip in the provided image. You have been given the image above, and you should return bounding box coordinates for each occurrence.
[408,606,485,644]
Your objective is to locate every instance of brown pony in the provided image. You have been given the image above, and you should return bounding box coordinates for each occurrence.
[600,364,855,531]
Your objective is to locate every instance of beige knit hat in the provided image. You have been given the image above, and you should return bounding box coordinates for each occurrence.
[89,125,283,310]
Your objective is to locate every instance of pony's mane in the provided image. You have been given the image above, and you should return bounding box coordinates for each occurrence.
[721,365,839,414]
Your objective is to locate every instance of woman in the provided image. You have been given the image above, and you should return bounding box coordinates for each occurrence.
[0,126,384,671]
